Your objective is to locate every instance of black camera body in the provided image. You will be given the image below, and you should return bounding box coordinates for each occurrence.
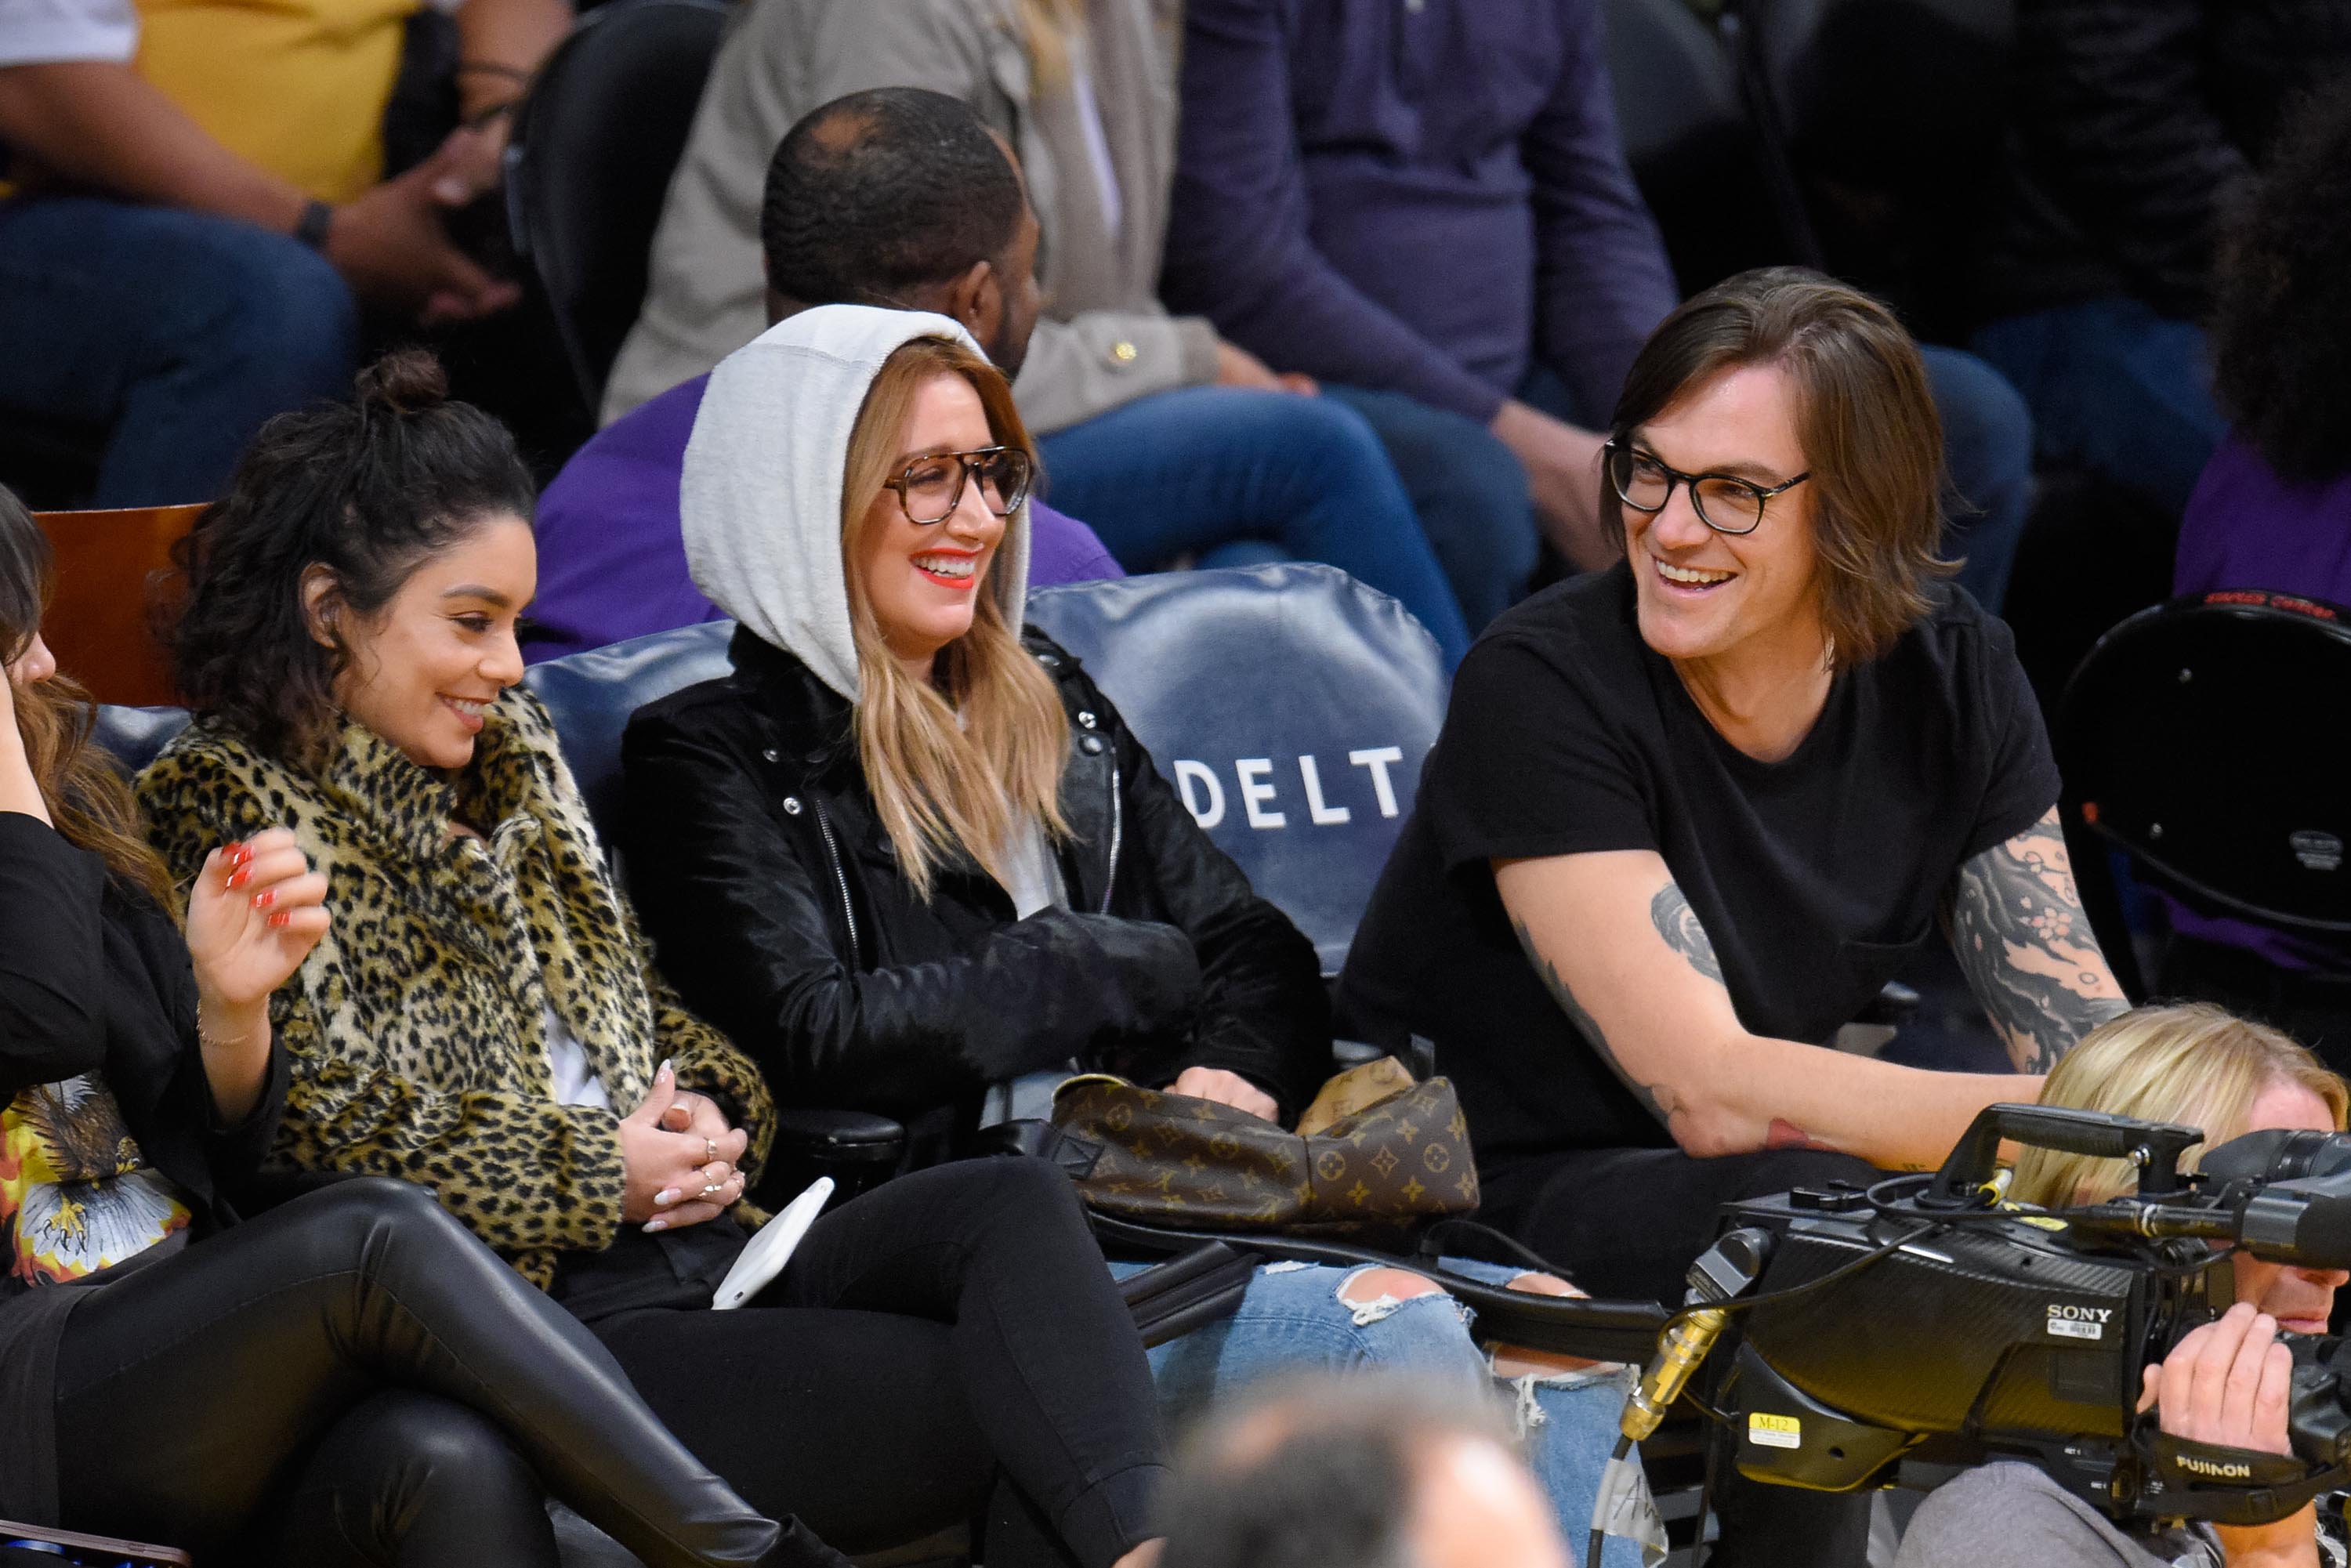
[1704,1105,2351,1526]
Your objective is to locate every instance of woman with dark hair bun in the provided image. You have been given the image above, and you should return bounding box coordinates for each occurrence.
[0,483,808,1567]
[136,350,1170,1568]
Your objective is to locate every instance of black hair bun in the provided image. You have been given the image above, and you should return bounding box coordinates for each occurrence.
[353,349,451,415]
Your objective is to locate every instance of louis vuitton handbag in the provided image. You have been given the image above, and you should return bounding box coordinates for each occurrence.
[1046,1056,1480,1233]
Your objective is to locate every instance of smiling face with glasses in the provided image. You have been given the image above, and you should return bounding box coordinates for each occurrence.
[1612,361,1827,675]
[856,371,1034,681]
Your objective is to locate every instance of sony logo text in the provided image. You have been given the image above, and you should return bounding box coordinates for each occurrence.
[2045,1303,2114,1341]
[1174,748,1410,830]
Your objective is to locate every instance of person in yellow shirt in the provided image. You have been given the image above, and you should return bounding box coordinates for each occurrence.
[0,0,567,506]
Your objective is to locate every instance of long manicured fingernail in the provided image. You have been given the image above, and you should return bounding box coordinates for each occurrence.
[643,1218,668,1233]
[226,867,251,889]
[228,842,252,867]
[267,912,292,929]
[252,889,276,909]
[657,1058,674,1081]
[654,1188,682,1207]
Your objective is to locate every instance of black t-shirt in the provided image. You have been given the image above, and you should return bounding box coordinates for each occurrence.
[1336,563,2060,1175]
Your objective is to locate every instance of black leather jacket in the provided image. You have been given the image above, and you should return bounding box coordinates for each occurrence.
[620,627,1330,1165]
[1988,0,2351,320]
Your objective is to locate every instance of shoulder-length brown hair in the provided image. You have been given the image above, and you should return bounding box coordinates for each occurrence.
[1605,267,1954,670]
[0,487,176,912]
[840,337,1070,900]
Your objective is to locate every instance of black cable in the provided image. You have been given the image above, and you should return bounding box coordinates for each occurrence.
[1695,1423,1720,1568]
[1647,1217,1947,1349]
[1586,1434,1634,1568]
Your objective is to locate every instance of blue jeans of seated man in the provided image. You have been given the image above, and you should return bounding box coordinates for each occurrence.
[1972,295,2223,520]
[0,196,360,508]
[1323,386,1539,636]
[1110,1255,1646,1566]
[1034,386,1473,668]
[1916,345,2034,617]
[1517,346,2034,615]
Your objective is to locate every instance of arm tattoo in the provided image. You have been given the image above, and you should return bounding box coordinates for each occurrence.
[1508,914,1685,1135]
[1942,809,2128,1074]
[1650,884,1725,983]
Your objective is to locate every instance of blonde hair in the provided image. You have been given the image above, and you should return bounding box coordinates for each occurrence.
[840,337,1070,900]
[2012,1002,2349,1207]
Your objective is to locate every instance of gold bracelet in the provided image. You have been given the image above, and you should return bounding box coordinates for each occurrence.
[196,1010,266,1054]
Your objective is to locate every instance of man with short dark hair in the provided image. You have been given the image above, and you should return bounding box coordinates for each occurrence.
[758,92,1041,376]
[525,87,1113,663]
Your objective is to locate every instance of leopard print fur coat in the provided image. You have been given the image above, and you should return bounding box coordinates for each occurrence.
[136,689,773,1287]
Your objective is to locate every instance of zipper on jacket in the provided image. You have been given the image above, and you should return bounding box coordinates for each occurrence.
[1099,759,1121,914]
[810,798,860,958]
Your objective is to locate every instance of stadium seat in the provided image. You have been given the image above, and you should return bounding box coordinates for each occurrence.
[1603,0,1818,294]
[1027,563,1448,977]
[521,617,735,836]
[2057,590,2351,939]
[505,0,729,415]
[34,503,203,708]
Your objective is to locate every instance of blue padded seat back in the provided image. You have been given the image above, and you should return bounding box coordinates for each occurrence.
[522,618,735,833]
[94,705,192,776]
[2058,590,2351,933]
[1027,564,1447,974]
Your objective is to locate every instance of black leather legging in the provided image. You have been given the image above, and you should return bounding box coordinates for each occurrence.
[50,1179,821,1568]
[582,1157,1171,1568]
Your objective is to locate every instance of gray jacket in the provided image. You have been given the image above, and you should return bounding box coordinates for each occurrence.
[603,0,1219,434]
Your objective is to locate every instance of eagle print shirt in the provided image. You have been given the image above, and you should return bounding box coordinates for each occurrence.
[0,1073,190,1297]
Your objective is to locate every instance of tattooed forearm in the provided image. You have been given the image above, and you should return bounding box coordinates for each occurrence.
[1509,914,1684,1134]
[1942,809,2128,1074]
[1650,883,1725,984]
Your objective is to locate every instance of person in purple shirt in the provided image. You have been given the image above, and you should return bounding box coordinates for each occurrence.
[2164,81,2351,1059]
[1163,0,2034,617]
[527,90,1123,664]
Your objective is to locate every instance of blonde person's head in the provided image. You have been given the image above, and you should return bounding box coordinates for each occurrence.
[2014,1003,2349,1208]
[839,335,1069,900]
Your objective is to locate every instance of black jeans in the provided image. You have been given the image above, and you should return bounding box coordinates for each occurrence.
[574,1157,1168,1568]
[52,1178,811,1568]
[1483,1144,1882,1568]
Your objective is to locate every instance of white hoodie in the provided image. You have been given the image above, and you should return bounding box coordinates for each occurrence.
[680,305,1034,703]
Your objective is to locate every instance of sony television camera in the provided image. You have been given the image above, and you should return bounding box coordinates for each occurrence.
[1629,1103,2351,1529]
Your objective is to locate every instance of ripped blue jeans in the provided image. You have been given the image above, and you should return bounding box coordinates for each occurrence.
[1110,1255,1646,1565]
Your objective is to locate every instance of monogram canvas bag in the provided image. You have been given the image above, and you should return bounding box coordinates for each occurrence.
[1047,1059,1480,1233]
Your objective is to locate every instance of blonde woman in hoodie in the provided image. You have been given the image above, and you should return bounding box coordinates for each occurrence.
[621,305,1653,1565]
[135,349,1169,1568]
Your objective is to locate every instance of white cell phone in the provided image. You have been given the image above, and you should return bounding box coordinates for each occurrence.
[712,1176,834,1309]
